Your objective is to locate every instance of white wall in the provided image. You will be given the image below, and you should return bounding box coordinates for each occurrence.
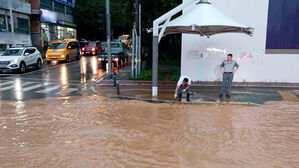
[181,0,299,83]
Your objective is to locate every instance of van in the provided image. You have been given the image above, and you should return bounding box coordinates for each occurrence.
[46,39,80,63]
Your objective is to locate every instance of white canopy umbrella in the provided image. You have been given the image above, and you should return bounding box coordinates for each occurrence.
[164,1,253,37]
[151,0,253,97]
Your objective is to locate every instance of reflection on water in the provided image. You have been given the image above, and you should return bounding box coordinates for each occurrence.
[91,56,98,75]
[14,78,23,100]
[0,97,298,168]
[60,65,68,85]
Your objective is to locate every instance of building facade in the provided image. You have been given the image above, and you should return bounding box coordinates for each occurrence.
[29,0,77,51]
[181,0,299,83]
[0,0,32,52]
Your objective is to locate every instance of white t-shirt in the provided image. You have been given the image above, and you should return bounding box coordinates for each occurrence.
[177,75,191,86]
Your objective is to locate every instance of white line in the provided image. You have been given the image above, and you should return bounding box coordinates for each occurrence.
[57,88,78,95]
[23,84,44,92]
[0,82,33,91]
[0,85,14,91]
[0,81,14,86]
[36,85,60,93]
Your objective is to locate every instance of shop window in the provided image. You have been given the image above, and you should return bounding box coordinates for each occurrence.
[66,6,73,15]
[40,0,53,10]
[0,14,7,32]
[54,1,65,13]
[16,18,29,34]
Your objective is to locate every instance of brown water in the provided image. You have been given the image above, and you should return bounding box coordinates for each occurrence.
[0,96,298,168]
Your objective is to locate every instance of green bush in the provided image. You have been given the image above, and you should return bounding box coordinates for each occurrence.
[169,70,180,81]
[129,69,164,81]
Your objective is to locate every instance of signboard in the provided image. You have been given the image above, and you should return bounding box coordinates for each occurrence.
[41,9,57,24]
[54,0,73,7]
[57,20,77,28]
[0,32,31,45]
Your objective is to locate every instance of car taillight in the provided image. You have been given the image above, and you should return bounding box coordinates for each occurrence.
[113,58,119,62]
[82,48,85,51]
[98,58,103,61]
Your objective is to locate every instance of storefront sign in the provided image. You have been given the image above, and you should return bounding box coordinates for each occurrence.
[57,20,77,28]
[41,9,57,24]
[0,32,31,45]
[54,0,73,7]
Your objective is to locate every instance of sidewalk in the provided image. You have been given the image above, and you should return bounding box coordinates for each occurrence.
[95,67,299,105]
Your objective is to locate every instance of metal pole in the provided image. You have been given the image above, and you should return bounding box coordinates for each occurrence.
[9,8,14,33]
[131,27,135,78]
[152,36,158,97]
[106,0,112,77]
[134,34,138,77]
[138,4,142,75]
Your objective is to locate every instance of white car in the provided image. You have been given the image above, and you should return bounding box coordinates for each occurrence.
[0,47,43,73]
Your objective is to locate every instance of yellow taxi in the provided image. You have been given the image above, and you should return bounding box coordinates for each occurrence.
[46,39,81,63]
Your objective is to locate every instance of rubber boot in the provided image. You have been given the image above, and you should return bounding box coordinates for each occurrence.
[187,93,190,102]
[178,93,182,101]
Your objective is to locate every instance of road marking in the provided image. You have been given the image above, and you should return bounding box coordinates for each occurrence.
[22,84,44,92]
[57,88,78,95]
[0,81,14,86]
[0,82,33,91]
[36,85,60,93]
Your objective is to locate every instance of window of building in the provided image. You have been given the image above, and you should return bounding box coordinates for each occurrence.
[0,14,7,32]
[40,0,53,10]
[54,1,65,13]
[66,6,73,15]
[16,18,29,34]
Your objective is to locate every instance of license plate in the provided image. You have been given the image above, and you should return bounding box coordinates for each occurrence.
[86,52,90,53]
[51,57,56,59]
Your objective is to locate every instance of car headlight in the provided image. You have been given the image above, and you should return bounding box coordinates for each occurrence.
[92,48,95,51]
[61,55,65,58]
[12,58,19,63]
[45,54,48,58]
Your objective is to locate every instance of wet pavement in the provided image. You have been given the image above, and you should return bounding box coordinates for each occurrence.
[0,56,105,101]
[96,71,299,105]
[0,96,298,167]
[1,59,299,167]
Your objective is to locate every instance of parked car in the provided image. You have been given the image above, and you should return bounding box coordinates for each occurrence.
[46,39,81,63]
[81,41,103,56]
[97,41,128,66]
[0,47,43,73]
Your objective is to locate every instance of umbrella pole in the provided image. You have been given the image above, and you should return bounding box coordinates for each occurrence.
[152,36,158,97]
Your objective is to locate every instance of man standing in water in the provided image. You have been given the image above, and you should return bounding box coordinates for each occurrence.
[174,75,191,101]
[219,53,239,98]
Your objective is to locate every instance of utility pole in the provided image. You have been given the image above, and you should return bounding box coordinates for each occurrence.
[106,0,112,77]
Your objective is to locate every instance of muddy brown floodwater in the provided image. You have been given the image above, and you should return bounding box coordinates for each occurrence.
[0,96,298,168]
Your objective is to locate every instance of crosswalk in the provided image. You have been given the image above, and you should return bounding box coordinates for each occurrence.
[0,80,87,100]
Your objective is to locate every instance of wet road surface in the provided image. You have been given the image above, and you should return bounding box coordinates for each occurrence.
[0,56,105,101]
[0,95,298,168]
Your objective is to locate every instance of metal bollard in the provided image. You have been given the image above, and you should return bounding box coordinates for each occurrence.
[116,80,120,95]
[113,72,116,87]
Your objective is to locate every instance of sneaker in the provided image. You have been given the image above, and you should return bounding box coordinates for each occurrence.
[219,94,223,98]
[226,95,231,98]
[187,99,191,102]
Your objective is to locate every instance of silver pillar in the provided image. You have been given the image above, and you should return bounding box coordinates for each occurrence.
[9,8,14,33]
[106,0,112,76]
[152,36,158,97]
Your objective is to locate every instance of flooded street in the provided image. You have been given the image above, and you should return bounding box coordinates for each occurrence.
[0,96,298,168]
